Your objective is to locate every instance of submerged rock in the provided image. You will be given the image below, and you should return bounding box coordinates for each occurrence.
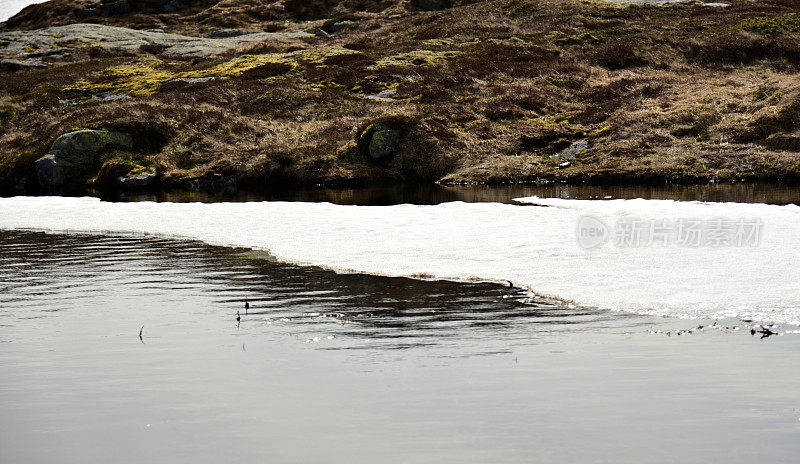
[35,130,134,190]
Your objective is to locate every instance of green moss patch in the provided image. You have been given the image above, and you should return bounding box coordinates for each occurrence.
[72,46,360,97]
[741,15,800,35]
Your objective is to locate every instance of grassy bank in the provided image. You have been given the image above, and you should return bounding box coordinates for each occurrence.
[1,0,800,193]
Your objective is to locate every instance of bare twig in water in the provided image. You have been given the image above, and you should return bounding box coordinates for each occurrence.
[139,326,144,344]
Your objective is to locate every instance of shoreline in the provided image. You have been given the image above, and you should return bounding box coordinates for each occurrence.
[2,194,799,325]
[6,180,800,206]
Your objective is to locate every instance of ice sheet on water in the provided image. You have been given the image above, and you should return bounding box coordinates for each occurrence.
[1,196,798,324]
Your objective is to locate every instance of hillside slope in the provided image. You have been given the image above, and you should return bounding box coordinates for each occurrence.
[1,0,799,194]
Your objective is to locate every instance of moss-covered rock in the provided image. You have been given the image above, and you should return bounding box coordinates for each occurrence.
[369,129,403,160]
[35,130,134,190]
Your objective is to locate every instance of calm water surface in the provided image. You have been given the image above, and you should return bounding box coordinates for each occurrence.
[1,228,799,463]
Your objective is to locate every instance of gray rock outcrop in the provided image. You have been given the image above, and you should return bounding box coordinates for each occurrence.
[0,23,311,62]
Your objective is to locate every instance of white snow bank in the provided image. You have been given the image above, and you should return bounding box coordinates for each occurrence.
[0,0,47,22]
[1,196,799,324]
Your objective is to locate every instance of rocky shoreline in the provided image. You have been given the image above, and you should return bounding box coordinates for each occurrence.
[1,0,799,195]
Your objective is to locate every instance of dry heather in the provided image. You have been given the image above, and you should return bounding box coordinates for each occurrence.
[1,0,800,193]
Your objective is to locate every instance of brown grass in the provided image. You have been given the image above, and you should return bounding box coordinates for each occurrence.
[3,0,800,193]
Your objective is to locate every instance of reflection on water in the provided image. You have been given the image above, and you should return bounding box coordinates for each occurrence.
[0,230,640,351]
[94,182,800,206]
[2,230,800,463]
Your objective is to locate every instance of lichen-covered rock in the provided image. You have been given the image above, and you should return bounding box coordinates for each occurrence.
[368,129,402,160]
[552,140,589,162]
[35,130,134,190]
[117,169,157,189]
[0,24,312,61]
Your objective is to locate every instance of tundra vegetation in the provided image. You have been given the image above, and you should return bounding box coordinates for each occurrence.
[1,0,799,193]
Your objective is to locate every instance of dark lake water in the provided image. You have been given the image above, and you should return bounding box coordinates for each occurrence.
[99,182,800,206]
[2,226,799,463]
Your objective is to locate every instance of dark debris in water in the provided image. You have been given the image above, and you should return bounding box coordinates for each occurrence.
[645,320,791,339]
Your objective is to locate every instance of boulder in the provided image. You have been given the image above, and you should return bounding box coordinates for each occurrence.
[364,89,398,102]
[117,169,157,189]
[552,139,589,162]
[35,130,134,190]
[368,129,402,160]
